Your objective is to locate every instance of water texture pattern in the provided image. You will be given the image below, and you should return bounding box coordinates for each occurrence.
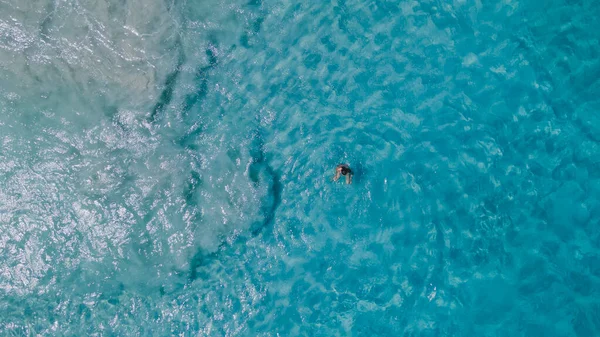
[0,0,599,335]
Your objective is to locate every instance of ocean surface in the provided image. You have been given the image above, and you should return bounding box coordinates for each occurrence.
[0,0,599,335]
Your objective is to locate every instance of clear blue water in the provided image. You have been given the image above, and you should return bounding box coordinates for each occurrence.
[1,0,599,335]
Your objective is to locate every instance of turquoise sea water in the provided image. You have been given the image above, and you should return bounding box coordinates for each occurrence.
[1,0,600,335]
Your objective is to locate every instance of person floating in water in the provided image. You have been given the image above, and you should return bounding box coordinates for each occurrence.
[333,164,352,184]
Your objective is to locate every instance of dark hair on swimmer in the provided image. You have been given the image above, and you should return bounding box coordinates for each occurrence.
[341,167,350,175]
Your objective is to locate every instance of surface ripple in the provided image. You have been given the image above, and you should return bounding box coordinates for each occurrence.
[0,0,599,336]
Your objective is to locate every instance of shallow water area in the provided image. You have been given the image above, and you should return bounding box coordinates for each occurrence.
[1,0,600,335]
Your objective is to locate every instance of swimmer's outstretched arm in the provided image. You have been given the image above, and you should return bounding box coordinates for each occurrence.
[346,172,352,184]
[333,168,341,182]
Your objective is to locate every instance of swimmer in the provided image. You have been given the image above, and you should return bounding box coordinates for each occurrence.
[333,164,352,184]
